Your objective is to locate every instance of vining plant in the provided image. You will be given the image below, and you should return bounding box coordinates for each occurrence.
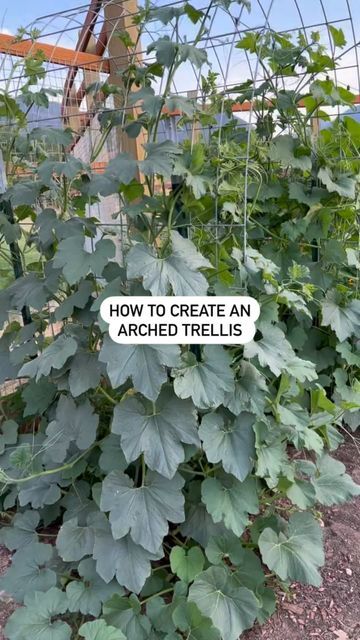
[0,4,360,640]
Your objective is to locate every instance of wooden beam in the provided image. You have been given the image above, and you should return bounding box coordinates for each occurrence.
[104,0,145,167]
[0,32,109,72]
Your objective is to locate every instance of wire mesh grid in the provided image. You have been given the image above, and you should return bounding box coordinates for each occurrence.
[0,0,359,281]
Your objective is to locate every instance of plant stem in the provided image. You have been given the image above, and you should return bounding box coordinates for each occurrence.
[0,441,101,485]
[96,385,118,405]
[140,587,174,605]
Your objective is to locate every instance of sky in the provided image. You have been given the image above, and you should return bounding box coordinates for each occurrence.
[1,0,360,97]
[0,1,82,33]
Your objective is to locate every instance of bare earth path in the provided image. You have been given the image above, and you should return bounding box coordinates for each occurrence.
[244,436,360,640]
[0,436,359,640]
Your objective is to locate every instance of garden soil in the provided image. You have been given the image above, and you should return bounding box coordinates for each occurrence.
[0,435,359,640]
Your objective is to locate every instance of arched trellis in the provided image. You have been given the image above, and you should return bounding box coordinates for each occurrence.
[0,0,360,265]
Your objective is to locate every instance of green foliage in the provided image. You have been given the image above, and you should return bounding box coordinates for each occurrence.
[1,8,360,640]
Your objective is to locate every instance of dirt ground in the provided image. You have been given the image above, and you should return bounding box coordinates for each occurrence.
[0,436,359,640]
[244,435,360,640]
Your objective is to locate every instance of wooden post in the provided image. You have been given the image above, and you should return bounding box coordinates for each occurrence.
[104,0,145,166]
[84,35,101,113]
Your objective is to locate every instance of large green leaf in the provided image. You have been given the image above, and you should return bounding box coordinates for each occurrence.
[139,141,183,176]
[18,475,62,509]
[8,273,57,310]
[22,378,57,416]
[53,236,115,285]
[201,474,258,536]
[224,361,267,416]
[318,167,356,198]
[54,280,93,322]
[173,346,234,410]
[99,435,128,473]
[0,419,18,455]
[99,337,180,401]
[18,335,78,381]
[79,620,126,640]
[103,593,152,640]
[112,387,199,479]
[90,512,161,593]
[31,127,73,146]
[0,334,19,384]
[244,327,317,381]
[56,517,95,561]
[189,566,259,640]
[44,395,98,463]
[68,351,104,397]
[321,289,360,342]
[244,327,293,376]
[311,454,360,505]
[5,587,71,640]
[269,135,312,170]
[1,509,39,550]
[258,512,324,586]
[127,231,211,296]
[66,558,118,617]
[105,152,138,184]
[199,412,255,481]
[172,601,220,640]
[100,470,184,552]
[0,542,56,601]
[205,533,265,590]
[180,502,228,547]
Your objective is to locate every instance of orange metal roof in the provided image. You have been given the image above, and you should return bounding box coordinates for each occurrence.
[0,32,110,72]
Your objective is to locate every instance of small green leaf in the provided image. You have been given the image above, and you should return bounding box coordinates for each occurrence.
[79,620,126,640]
[31,127,73,146]
[18,475,62,510]
[106,152,138,184]
[329,25,346,48]
[170,546,205,582]
[224,361,267,416]
[54,280,93,321]
[269,135,312,170]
